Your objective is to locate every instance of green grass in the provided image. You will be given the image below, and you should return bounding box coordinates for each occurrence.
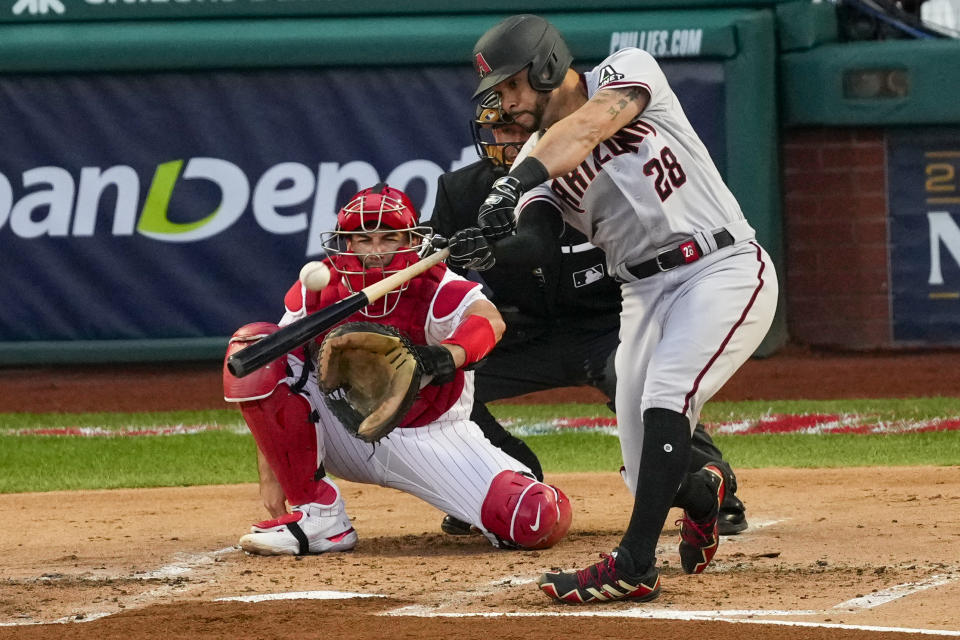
[0,409,243,430]
[699,397,960,422]
[0,432,259,493]
[1,398,958,493]
[524,431,960,473]
[487,397,960,424]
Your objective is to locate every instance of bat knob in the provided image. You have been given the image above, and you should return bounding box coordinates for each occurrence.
[226,354,247,378]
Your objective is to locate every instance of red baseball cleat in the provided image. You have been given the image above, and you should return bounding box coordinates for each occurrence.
[677,463,726,574]
[537,547,660,604]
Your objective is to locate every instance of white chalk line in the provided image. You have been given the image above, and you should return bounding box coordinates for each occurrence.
[379,608,960,636]
[1,546,241,626]
[216,591,385,603]
[5,542,958,635]
[376,571,960,636]
[833,574,954,609]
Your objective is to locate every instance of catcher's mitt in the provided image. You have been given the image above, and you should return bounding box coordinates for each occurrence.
[317,322,422,443]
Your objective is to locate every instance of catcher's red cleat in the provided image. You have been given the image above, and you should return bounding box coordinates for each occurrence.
[537,547,660,604]
[677,463,726,574]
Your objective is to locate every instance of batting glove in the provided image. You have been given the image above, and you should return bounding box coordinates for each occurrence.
[447,227,495,271]
[478,175,521,241]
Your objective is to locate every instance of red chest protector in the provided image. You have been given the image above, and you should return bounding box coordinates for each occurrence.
[286,261,472,428]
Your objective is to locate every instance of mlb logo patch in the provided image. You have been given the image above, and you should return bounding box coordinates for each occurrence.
[573,264,605,287]
[475,52,492,78]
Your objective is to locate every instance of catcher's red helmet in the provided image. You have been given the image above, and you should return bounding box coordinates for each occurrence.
[336,183,419,233]
[323,184,429,318]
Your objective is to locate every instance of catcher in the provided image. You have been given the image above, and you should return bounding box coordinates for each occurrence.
[222,183,571,555]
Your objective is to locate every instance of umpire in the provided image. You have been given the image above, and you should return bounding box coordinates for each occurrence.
[427,93,748,536]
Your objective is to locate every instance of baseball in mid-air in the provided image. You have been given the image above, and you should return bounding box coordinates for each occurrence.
[299,261,331,291]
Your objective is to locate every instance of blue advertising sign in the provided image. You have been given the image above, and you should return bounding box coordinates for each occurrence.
[0,61,723,352]
[888,128,960,344]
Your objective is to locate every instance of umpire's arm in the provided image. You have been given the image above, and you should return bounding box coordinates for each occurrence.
[489,200,563,269]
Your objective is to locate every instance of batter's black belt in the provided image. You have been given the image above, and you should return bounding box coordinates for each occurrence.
[626,229,735,280]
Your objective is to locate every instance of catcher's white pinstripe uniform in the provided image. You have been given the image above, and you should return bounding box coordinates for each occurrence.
[227,183,571,556]
[279,269,532,539]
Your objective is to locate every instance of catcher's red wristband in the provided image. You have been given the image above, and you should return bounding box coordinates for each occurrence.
[441,315,497,366]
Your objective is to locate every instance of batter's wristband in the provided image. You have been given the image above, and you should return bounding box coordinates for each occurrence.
[510,157,550,191]
[441,315,497,366]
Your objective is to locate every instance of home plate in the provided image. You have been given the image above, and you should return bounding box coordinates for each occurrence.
[216,590,385,603]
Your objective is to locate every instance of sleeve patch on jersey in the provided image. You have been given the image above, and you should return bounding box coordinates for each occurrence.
[433,279,481,318]
[598,65,625,87]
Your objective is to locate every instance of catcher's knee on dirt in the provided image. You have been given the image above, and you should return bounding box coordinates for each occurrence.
[480,471,572,549]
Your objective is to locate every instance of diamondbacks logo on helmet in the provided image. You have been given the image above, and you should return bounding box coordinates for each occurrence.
[470,14,573,99]
[475,52,492,78]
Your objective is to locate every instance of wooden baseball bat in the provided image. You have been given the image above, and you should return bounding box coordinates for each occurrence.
[226,248,450,378]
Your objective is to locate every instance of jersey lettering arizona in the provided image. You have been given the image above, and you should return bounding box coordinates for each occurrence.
[550,120,659,213]
[515,47,752,276]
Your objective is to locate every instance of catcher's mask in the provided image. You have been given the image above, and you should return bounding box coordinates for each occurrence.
[471,91,529,168]
[322,183,430,318]
[471,14,572,99]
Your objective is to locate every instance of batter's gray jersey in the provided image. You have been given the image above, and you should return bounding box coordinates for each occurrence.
[515,47,756,280]
[512,47,778,483]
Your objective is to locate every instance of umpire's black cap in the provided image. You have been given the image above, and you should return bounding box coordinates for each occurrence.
[471,14,573,99]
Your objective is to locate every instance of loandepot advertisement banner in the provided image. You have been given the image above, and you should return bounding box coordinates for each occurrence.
[0,63,723,345]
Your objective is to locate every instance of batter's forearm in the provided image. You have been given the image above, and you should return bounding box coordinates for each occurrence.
[528,86,650,178]
[529,119,600,178]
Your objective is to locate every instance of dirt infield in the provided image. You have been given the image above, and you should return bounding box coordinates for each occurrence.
[1,345,959,639]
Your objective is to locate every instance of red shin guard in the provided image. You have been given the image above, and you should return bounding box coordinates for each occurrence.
[239,386,336,506]
[480,470,572,549]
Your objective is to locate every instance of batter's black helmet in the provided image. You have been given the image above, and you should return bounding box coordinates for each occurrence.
[471,14,573,99]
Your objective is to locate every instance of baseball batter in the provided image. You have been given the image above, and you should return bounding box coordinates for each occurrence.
[433,93,751,538]
[450,15,778,602]
[223,184,571,555]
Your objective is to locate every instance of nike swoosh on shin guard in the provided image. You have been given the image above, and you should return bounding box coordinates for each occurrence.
[530,505,542,531]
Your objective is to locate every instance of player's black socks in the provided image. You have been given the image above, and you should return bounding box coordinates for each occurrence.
[689,423,725,469]
[618,408,692,571]
[672,468,720,519]
[687,447,714,472]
